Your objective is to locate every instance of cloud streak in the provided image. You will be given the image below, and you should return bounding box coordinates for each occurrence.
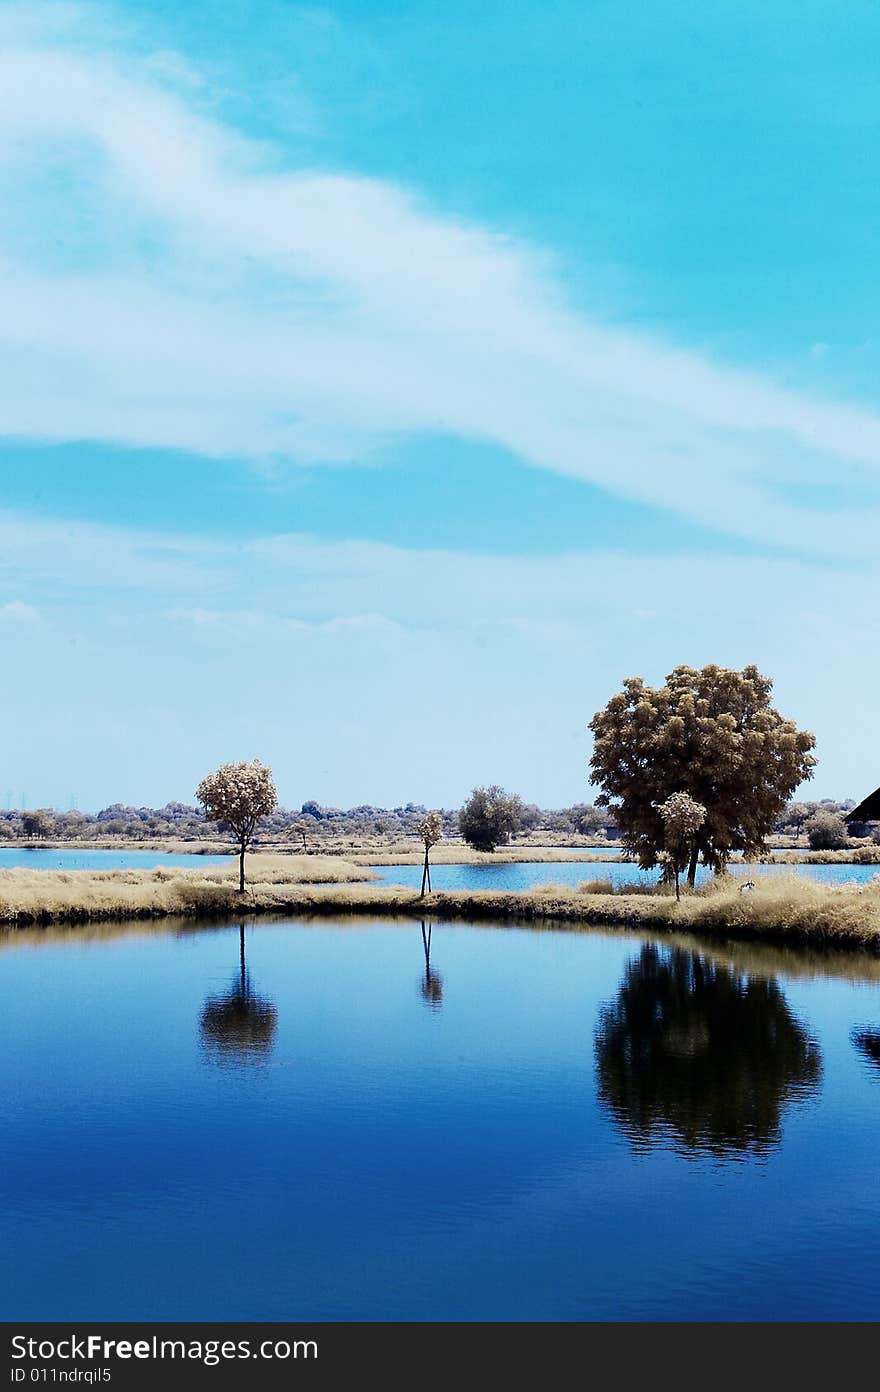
[0,10,879,556]
[0,504,877,805]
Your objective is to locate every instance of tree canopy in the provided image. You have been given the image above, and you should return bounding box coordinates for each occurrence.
[196,758,278,891]
[806,809,849,851]
[417,810,443,896]
[417,811,443,849]
[589,664,816,883]
[458,785,524,852]
[657,793,706,899]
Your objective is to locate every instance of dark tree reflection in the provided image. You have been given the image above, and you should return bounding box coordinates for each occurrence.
[595,945,821,1159]
[851,1027,880,1072]
[200,924,277,1065]
[419,921,443,1010]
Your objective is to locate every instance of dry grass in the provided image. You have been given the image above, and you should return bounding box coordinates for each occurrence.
[0,855,374,925]
[3,860,880,954]
[7,897,880,989]
[575,877,616,895]
[761,847,880,865]
[256,874,880,949]
[668,871,880,944]
[356,842,620,865]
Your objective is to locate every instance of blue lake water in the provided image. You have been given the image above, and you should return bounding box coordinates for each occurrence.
[2,915,879,1321]
[373,859,880,891]
[0,847,234,871]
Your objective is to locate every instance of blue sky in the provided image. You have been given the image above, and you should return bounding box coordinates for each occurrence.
[1,1,879,810]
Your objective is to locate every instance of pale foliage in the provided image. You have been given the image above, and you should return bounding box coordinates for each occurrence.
[0,855,374,923]
[658,792,707,891]
[5,866,880,951]
[196,759,278,845]
[658,792,707,848]
[418,810,443,849]
[590,663,816,877]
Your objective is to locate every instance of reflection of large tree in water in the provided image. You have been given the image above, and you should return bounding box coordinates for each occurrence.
[851,1027,880,1072]
[595,945,821,1159]
[200,924,277,1064]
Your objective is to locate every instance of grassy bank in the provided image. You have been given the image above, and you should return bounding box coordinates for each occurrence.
[7,902,880,990]
[0,855,374,924]
[3,861,880,951]
[760,847,880,865]
[358,843,621,865]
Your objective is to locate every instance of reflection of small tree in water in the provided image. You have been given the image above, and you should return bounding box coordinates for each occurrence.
[851,1027,880,1071]
[595,944,821,1159]
[419,921,443,1009]
[200,924,277,1064]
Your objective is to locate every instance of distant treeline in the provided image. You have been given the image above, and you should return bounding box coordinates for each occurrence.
[0,796,870,845]
[0,798,618,842]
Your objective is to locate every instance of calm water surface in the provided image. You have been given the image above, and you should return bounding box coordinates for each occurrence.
[2,915,880,1321]
[0,848,233,871]
[373,860,880,891]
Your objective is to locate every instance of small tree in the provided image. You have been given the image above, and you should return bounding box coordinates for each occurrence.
[417,810,443,897]
[196,759,278,892]
[459,785,523,852]
[785,801,814,845]
[657,793,707,901]
[806,810,849,851]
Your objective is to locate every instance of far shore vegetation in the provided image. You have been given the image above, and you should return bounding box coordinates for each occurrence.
[2,800,874,858]
[6,663,880,943]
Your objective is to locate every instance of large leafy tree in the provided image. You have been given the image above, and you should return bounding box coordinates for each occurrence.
[589,664,816,885]
[458,785,523,852]
[197,758,278,892]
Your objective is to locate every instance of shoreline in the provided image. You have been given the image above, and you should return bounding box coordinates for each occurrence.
[4,837,878,867]
[3,865,880,952]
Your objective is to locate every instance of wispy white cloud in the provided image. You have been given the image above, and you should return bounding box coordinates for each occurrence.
[0,599,42,624]
[0,504,875,803]
[0,507,832,632]
[167,606,406,642]
[1,10,879,556]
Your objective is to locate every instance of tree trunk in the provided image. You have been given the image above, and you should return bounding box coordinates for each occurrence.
[420,844,430,898]
[239,839,246,893]
[674,868,680,902]
[686,844,699,889]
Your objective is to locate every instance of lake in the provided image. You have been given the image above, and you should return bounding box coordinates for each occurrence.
[2,914,879,1321]
[0,847,863,891]
[0,847,234,872]
[372,859,880,891]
